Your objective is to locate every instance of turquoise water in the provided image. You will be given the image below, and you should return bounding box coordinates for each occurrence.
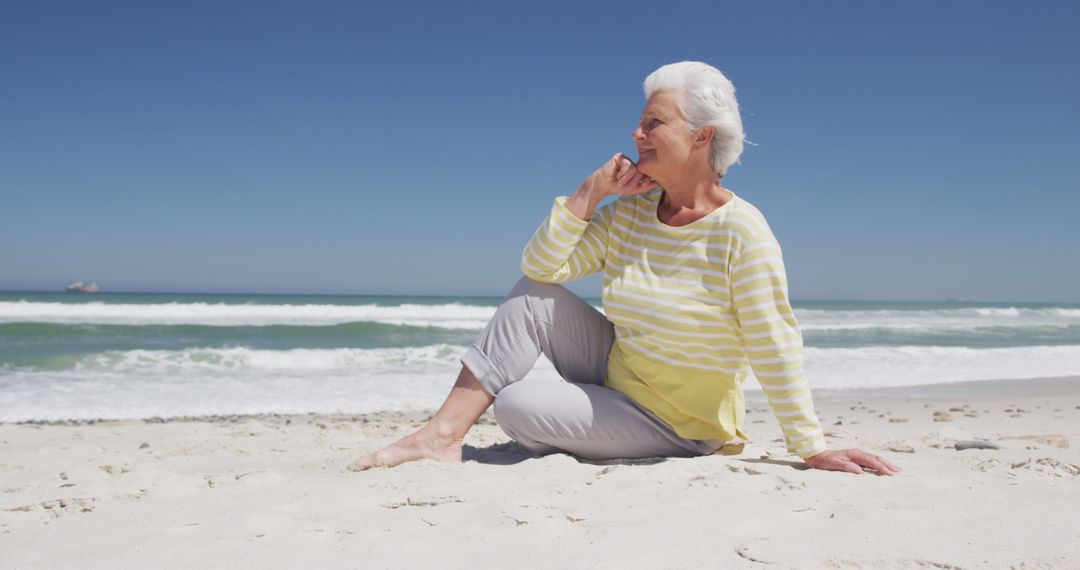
[2,291,1078,421]
[3,292,1078,365]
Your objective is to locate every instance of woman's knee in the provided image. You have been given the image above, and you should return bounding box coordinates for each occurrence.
[492,383,557,453]
[508,276,566,300]
[491,277,571,333]
[492,382,531,435]
[503,276,590,329]
[490,277,558,321]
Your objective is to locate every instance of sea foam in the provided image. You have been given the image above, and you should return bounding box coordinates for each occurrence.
[3,343,1079,422]
[0,301,497,329]
[3,301,1079,333]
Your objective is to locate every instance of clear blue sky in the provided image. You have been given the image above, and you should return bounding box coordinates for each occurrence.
[3,0,1078,302]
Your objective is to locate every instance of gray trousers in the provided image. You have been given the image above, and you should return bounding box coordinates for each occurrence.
[460,276,726,461]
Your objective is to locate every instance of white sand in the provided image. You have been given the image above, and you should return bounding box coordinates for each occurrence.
[2,376,1079,569]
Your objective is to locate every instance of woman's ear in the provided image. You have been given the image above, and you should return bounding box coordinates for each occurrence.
[694,126,715,148]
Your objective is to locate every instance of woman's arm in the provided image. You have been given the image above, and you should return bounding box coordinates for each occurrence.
[730,231,828,460]
[521,154,655,283]
[520,190,612,283]
[731,227,902,476]
[564,152,655,220]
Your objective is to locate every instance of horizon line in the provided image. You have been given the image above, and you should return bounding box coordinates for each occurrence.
[1,288,1077,306]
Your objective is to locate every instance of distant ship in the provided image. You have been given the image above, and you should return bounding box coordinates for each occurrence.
[65,281,100,294]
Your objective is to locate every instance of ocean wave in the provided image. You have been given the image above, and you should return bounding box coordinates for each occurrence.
[64,344,472,373]
[0,344,559,422]
[36,343,1077,383]
[3,343,1079,421]
[0,301,498,329]
[791,306,1080,338]
[3,301,1079,332]
[799,322,1080,332]
[782,344,1080,391]
[795,307,1080,320]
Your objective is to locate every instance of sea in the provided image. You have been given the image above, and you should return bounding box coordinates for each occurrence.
[2,291,1079,422]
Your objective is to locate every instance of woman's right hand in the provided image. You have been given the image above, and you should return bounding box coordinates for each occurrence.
[587,153,658,198]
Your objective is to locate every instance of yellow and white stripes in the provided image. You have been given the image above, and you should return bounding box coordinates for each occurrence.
[521,197,611,283]
[730,228,826,458]
[520,190,827,459]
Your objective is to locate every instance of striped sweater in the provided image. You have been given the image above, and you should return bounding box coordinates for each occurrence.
[520,187,828,459]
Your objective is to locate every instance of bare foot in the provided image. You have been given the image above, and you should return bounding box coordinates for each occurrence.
[349,425,464,471]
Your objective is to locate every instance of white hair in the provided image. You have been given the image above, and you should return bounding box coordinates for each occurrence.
[643,61,746,178]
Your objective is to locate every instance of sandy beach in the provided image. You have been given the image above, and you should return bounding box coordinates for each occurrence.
[2,376,1079,569]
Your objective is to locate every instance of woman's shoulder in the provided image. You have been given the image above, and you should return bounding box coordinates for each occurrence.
[725,192,775,241]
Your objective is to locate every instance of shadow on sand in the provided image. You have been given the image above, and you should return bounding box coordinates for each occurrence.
[463,441,695,467]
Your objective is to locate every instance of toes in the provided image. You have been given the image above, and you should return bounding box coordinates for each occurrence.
[348,455,378,472]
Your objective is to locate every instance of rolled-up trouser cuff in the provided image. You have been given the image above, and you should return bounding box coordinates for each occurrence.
[460,344,506,397]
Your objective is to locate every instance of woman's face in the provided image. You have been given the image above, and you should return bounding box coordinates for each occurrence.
[632,90,698,181]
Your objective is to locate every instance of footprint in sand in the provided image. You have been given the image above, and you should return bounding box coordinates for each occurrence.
[727,464,764,475]
[971,458,1005,472]
[5,497,98,518]
[771,476,806,493]
[1009,458,1080,477]
[883,441,915,453]
[970,457,1080,478]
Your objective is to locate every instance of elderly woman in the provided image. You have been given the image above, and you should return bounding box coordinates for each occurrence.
[352,61,902,476]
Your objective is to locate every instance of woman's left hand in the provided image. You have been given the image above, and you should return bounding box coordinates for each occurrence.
[803,448,903,476]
